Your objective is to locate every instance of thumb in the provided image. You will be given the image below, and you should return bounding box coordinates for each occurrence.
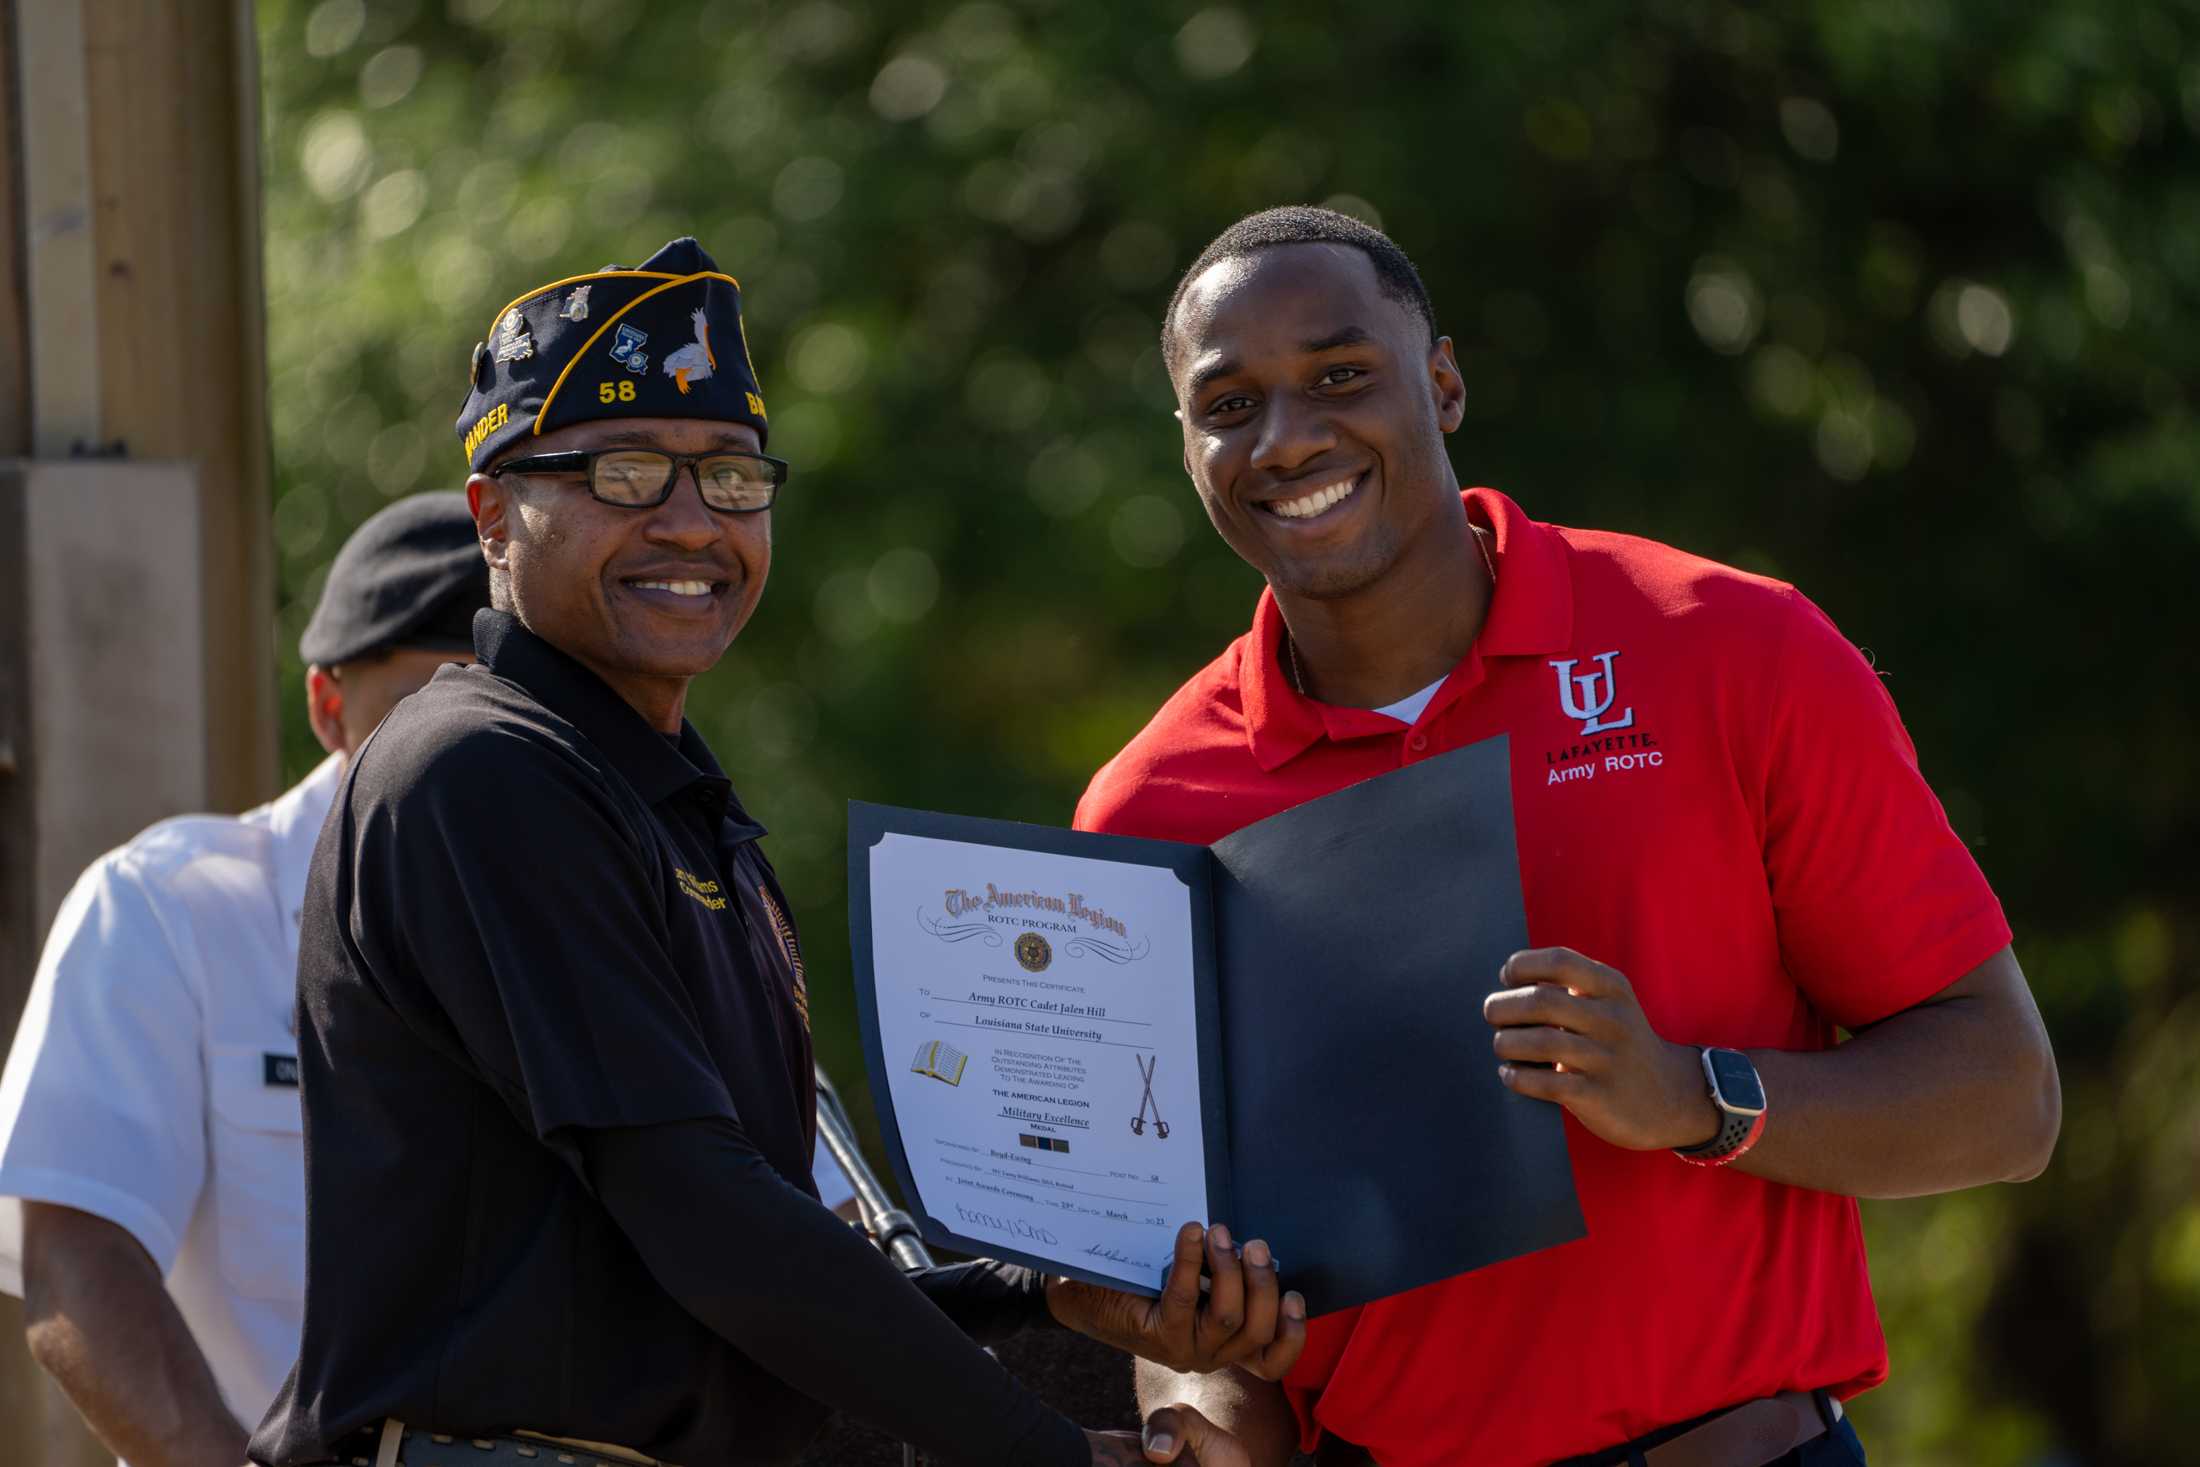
[1143,1403,1247,1467]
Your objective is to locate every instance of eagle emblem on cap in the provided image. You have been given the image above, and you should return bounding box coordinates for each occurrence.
[663,308,717,395]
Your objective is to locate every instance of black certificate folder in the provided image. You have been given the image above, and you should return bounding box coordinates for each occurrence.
[848,735,1585,1314]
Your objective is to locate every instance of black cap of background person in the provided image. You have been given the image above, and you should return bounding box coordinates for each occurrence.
[453,236,768,473]
[298,492,490,667]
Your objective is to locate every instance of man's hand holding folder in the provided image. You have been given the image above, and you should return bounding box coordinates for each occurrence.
[1048,1220,1308,1380]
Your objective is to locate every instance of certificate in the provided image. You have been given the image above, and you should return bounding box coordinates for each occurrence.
[850,735,1585,1313]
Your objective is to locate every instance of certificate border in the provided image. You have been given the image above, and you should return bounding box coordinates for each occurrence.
[848,800,1230,1296]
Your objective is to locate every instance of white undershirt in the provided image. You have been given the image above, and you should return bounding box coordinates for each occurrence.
[1369,675,1449,726]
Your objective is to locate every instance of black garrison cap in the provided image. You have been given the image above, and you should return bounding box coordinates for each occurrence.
[454,236,768,473]
[298,492,490,667]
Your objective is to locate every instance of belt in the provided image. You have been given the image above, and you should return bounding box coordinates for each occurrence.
[322,1419,672,1467]
[1313,1389,1841,1467]
[1630,1390,1839,1467]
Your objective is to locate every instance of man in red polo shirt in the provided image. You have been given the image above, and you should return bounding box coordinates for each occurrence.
[1076,206,2062,1467]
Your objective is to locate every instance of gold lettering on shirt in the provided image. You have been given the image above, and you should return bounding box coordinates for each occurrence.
[674,867,727,910]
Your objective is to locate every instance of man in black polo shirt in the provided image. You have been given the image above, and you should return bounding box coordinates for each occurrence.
[249,240,1298,1467]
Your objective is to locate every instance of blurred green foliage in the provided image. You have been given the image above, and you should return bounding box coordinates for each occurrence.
[253,1,2198,1461]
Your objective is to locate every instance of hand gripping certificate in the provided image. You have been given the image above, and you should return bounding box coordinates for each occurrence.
[849,736,1585,1314]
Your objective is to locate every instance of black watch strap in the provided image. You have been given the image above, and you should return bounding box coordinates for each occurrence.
[1674,1106,1757,1159]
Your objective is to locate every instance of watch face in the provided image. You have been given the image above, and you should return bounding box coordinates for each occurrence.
[1708,1049,1766,1112]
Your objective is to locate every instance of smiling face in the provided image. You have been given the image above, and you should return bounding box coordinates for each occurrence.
[1170,242,1466,599]
[468,415,771,728]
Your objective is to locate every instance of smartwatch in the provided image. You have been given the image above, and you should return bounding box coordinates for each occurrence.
[1673,1047,1767,1167]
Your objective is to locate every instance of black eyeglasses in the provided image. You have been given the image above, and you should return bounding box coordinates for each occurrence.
[491,449,788,513]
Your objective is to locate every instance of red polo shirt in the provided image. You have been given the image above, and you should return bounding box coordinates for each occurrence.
[1074,488,2010,1466]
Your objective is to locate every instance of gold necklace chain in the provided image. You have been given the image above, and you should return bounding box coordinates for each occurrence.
[1286,522,1498,699]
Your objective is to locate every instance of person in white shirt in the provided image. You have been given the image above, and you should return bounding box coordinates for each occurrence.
[0,494,492,1467]
[0,494,860,1467]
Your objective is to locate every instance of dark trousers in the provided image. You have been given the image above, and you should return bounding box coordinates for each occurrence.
[1716,1415,1865,1467]
[1312,1400,1868,1467]
[1558,1406,1867,1467]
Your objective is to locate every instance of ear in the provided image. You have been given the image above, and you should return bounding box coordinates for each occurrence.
[1429,335,1466,435]
[305,665,346,756]
[467,471,512,578]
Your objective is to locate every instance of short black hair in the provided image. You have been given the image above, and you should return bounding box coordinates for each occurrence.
[1161,205,1437,375]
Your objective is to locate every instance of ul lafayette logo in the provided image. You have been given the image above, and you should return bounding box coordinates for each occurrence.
[1549,651,1636,735]
[1014,931,1053,972]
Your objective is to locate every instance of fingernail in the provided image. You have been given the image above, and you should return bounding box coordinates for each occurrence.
[1245,1239,1271,1268]
[1145,1432,1174,1454]
[1210,1223,1232,1249]
[1285,1292,1306,1318]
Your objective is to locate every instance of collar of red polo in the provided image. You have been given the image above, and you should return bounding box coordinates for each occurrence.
[1241,486,1574,771]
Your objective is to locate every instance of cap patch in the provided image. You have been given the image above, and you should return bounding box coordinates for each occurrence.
[609,322,650,374]
[493,308,534,363]
[664,309,717,395]
[453,237,767,470]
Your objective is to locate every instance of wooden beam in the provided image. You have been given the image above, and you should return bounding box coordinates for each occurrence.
[15,461,213,934]
[0,0,28,453]
[0,0,276,1458]
[14,0,100,455]
[76,0,275,812]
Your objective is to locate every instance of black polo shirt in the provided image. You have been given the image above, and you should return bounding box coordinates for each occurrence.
[252,610,825,1463]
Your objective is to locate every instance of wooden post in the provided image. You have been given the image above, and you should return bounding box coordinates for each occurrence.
[76,0,277,813]
[1,2,276,1461]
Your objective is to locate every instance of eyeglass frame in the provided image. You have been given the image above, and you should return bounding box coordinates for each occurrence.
[488,448,789,514]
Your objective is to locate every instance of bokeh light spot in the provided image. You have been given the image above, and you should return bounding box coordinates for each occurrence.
[301,111,372,201]
[1685,259,1762,355]
[1747,344,1816,419]
[775,157,847,222]
[358,45,423,109]
[1320,193,1383,230]
[1175,8,1256,80]
[966,352,1052,432]
[1778,97,1840,161]
[1956,284,2016,356]
[871,55,950,122]
[1815,410,1874,481]
[1111,495,1184,567]
[1028,438,1106,518]
[360,169,428,240]
[868,548,941,624]
[272,485,332,561]
[815,568,880,645]
[788,323,871,394]
[304,0,366,58]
